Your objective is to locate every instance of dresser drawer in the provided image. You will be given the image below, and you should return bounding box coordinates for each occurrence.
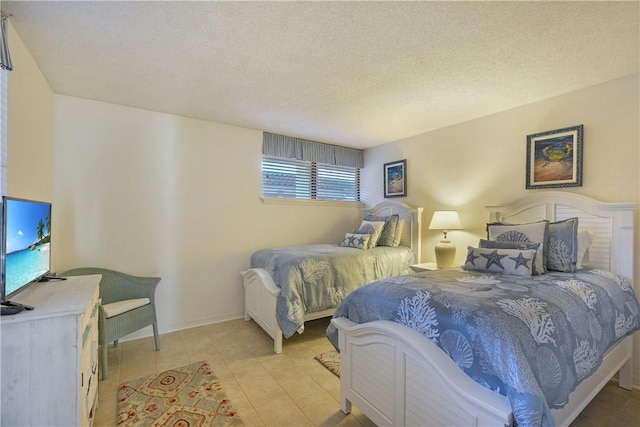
[82,285,100,348]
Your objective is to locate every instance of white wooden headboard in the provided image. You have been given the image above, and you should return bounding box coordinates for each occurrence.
[486,191,636,282]
[365,201,423,264]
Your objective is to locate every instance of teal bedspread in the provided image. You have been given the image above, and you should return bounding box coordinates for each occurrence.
[250,244,414,338]
[327,268,639,427]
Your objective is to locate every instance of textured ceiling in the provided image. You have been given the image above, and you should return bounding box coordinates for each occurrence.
[2,1,639,149]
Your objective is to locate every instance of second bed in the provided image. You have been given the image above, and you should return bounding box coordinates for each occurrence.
[242,200,423,353]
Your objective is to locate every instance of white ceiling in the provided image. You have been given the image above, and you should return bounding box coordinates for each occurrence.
[2,1,639,149]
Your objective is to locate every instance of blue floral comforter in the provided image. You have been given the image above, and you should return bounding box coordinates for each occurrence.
[251,244,414,338]
[326,268,640,427]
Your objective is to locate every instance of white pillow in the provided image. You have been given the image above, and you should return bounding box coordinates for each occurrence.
[487,220,549,275]
[102,298,150,318]
[357,220,386,248]
[577,230,593,269]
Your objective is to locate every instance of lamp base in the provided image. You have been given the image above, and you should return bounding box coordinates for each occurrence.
[434,240,456,269]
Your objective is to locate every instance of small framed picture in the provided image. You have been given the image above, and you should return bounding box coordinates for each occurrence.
[526,124,583,189]
[383,159,407,198]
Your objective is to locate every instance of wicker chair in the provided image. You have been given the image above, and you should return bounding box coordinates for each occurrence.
[60,267,161,380]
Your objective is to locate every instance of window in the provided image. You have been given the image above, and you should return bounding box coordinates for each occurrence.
[0,69,6,196]
[1,13,11,197]
[261,132,363,202]
[262,156,360,202]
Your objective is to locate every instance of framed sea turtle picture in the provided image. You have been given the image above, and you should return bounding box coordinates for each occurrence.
[526,124,583,189]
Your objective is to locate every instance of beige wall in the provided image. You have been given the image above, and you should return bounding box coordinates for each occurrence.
[6,22,54,202]
[52,96,363,333]
[6,21,363,336]
[362,73,640,384]
[363,74,639,265]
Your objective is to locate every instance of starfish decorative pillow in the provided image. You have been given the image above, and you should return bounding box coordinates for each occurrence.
[340,233,371,249]
[463,246,537,277]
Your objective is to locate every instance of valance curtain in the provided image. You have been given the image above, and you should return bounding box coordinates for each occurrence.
[263,132,364,169]
[0,13,13,71]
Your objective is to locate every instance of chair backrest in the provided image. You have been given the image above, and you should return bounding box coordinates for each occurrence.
[60,267,160,305]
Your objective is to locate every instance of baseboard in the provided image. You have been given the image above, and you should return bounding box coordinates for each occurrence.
[114,311,245,343]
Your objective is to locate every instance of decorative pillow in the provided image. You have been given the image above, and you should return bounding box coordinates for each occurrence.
[486,220,549,275]
[355,220,386,248]
[392,219,405,247]
[577,230,593,269]
[546,218,579,272]
[353,223,375,234]
[352,223,376,249]
[478,239,541,273]
[363,214,399,247]
[479,239,540,251]
[340,233,371,249]
[463,246,537,277]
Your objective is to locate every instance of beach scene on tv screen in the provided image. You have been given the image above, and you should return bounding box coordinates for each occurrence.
[5,200,51,295]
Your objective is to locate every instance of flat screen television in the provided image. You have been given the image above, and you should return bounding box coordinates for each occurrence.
[1,196,52,310]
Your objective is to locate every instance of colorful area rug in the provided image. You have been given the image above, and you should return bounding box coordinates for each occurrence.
[314,350,341,377]
[118,361,243,427]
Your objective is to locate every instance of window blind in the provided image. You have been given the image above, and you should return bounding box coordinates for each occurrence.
[262,157,360,202]
[316,163,360,201]
[262,157,312,199]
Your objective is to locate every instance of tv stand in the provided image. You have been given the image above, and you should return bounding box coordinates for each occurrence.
[38,275,67,282]
[0,300,34,315]
[1,275,100,426]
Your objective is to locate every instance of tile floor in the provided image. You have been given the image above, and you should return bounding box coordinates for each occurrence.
[94,317,640,426]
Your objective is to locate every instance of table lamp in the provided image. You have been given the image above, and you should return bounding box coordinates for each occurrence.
[428,210,463,268]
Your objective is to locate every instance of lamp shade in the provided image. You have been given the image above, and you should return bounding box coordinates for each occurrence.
[428,211,462,231]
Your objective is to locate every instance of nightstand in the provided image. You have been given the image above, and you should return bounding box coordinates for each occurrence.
[410,262,438,272]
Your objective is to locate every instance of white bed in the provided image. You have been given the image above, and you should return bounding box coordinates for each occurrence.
[331,191,637,427]
[242,200,423,354]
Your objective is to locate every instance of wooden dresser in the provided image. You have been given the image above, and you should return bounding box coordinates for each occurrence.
[1,274,100,426]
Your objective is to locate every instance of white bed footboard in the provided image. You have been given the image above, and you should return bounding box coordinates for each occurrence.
[331,317,513,427]
[331,317,634,427]
[241,267,334,353]
[240,268,283,353]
